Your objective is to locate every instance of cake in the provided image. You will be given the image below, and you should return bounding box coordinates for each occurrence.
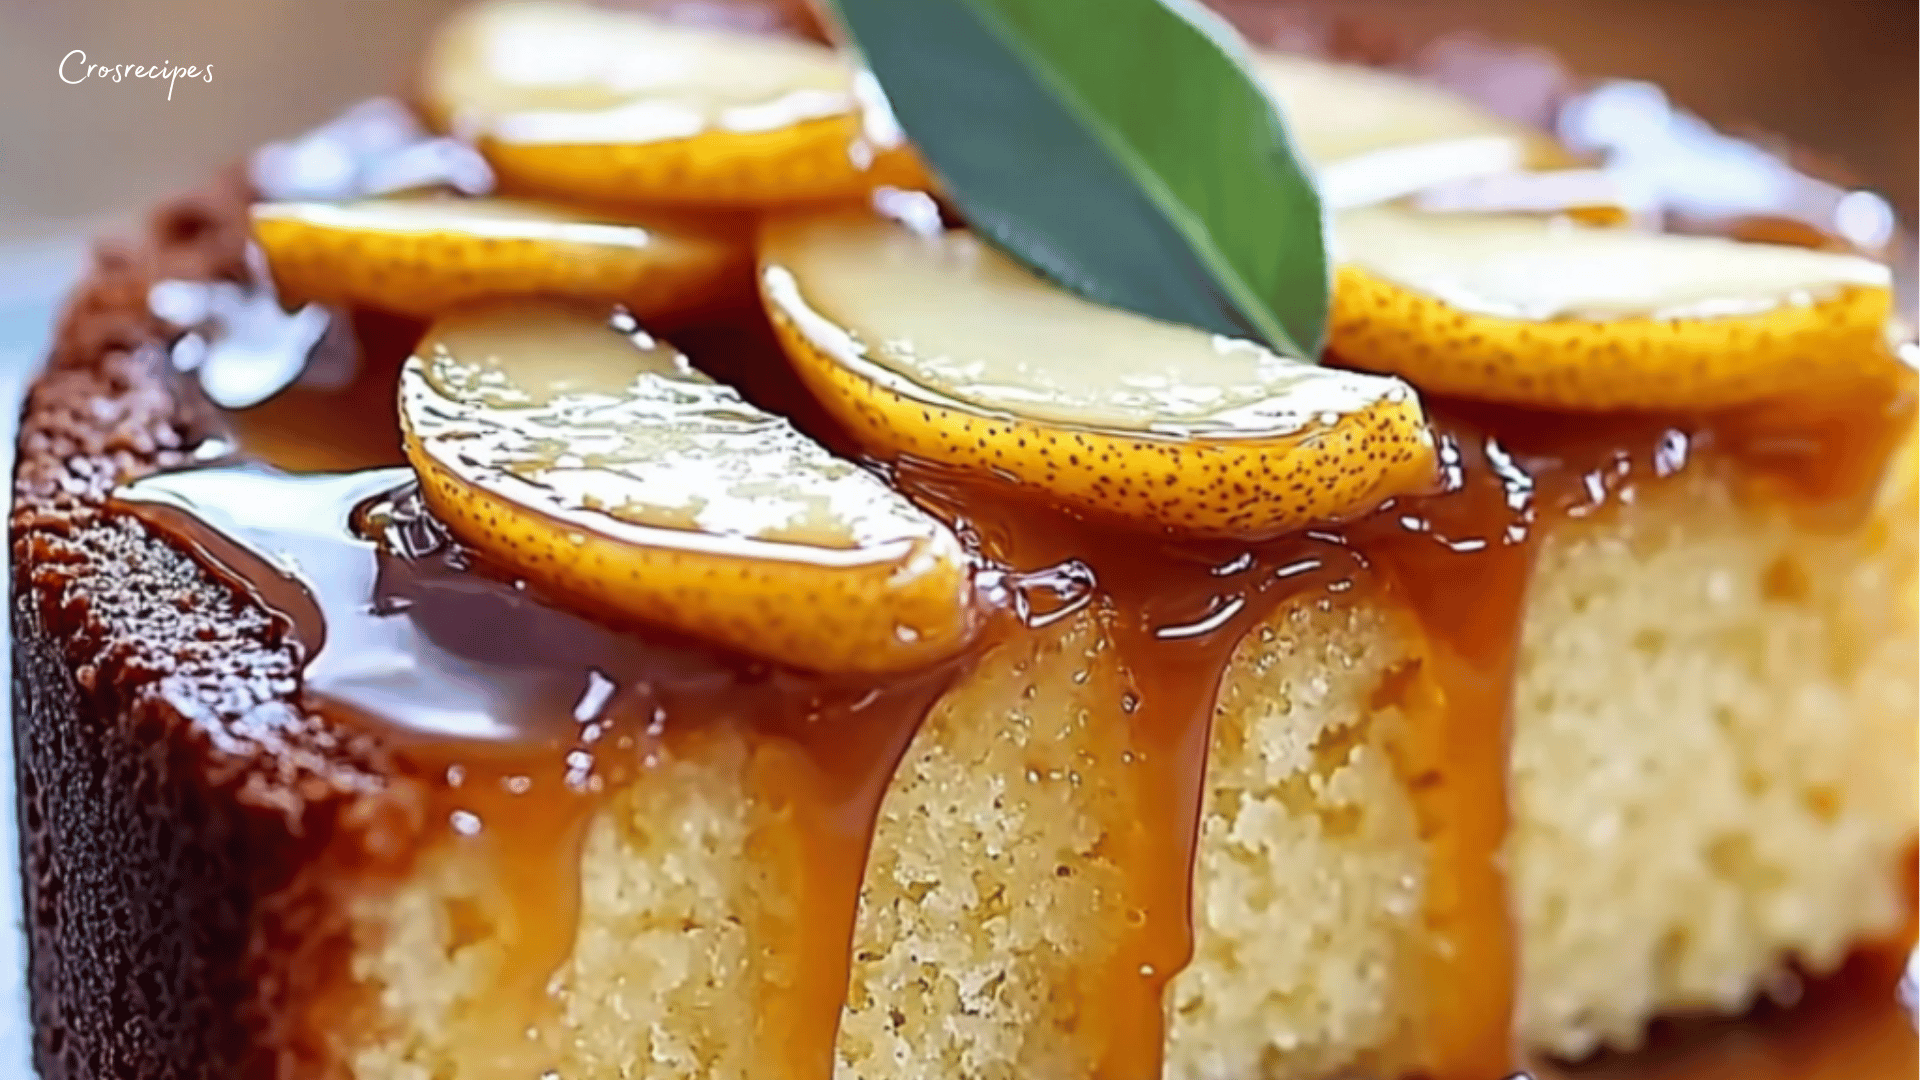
[10,3,1916,1080]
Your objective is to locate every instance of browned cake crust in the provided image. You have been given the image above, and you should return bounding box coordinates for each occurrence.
[7,174,440,1080]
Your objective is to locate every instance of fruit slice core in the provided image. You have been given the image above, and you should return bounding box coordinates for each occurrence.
[400,299,977,672]
[759,211,1437,538]
[252,196,746,320]
[423,1,920,205]
[1330,205,1898,410]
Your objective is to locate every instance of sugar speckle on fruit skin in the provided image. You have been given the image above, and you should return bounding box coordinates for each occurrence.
[251,196,745,322]
[1330,206,1896,412]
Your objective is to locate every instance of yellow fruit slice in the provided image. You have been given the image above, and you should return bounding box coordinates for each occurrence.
[252,196,748,321]
[757,210,1437,539]
[1328,206,1898,411]
[399,300,978,673]
[421,1,923,206]
[1252,51,1576,210]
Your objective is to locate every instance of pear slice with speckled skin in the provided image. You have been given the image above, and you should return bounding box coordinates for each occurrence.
[399,300,978,673]
[421,1,924,207]
[757,210,1436,539]
[1252,51,1577,211]
[251,196,748,322]
[1328,205,1898,411]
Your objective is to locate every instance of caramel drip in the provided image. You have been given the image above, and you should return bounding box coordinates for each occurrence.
[1350,426,1535,1076]
[1094,587,1276,1078]
[143,203,1916,1080]
[892,466,1375,1078]
[119,459,977,1080]
[1089,542,1360,1078]
[892,352,1914,1080]
[742,660,966,1078]
[1385,365,1916,1076]
[922,452,1530,1080]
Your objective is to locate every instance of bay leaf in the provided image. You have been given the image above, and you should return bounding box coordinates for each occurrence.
[825,0,1329,358]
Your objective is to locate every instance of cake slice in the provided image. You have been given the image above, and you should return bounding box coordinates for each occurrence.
[10,5,1915,1080]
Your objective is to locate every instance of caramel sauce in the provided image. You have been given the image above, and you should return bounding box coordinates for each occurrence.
[117,458,974,1077]
[1396,374,1914,1076]
[110,59,1918,1079]
[1351,427,1533,1077]
[892,464,1371,1077]
[212,307,416,473]
[873,350,1915,1080]
[118,268,1917,1079]
[133,289,988,1079]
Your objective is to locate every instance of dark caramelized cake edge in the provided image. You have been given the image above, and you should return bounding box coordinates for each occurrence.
[9,169,430,1080]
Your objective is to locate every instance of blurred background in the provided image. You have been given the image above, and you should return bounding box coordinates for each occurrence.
[0,0,1913,248]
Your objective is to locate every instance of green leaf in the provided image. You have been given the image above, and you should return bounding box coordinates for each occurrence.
[824,0,1329,359]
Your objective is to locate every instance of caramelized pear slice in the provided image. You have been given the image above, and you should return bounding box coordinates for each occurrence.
[421,1,923,206]
[252,196,747,320]
[1329,205,1898,411]
[1252,51,1575,210]
[399,300,977,673]
[758,211,1436,539]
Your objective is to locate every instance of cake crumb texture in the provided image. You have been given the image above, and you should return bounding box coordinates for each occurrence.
[342,599,1433,1080]
[347,730,766,1080]
[337,433,1917,1079]
[1510,440,1919,1057]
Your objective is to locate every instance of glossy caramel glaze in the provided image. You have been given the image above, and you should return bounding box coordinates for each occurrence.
[118,266,1916,1078]
[95,13,1918,1074]
[892,358,1912,1079]
[118,459,977,1076]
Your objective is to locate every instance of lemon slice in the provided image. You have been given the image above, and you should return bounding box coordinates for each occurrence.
[400,300,977,672]
[422,1,923,206]
[1328,205,1897,410]
[758,211,1436,538]
[252,196,748,321]
[1252,51,1574,210]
